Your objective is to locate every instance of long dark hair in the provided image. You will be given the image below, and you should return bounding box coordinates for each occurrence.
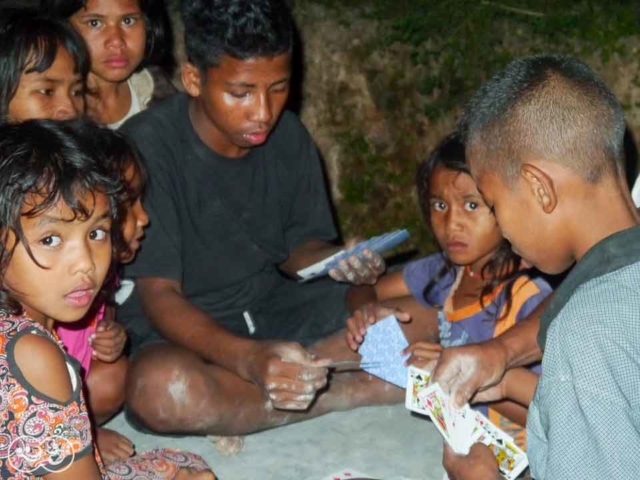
[417,133,523,318]
[0,119,127,313]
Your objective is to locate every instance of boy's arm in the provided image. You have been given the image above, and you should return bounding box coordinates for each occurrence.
[346,271,411,313]
[135,277,329,410]
[432,297,548,408]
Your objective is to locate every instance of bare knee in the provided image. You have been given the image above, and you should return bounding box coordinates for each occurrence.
[125,345,217,434]
[86,356,128,424]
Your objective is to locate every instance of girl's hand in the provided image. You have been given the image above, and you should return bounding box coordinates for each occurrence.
[345,304,410,351]
[90,320,127,363]
[404,341,443,370]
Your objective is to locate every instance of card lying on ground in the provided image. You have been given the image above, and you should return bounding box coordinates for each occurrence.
[358,315,409,388]
[320,469,380,480]
[297,229,410,282]
[405,371,528,480]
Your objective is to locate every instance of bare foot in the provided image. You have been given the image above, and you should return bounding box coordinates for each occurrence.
[207,435,244,456]
[96,427,135,464]
[174,468,216,480]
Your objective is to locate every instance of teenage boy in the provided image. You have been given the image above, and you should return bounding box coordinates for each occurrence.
[433,55,640,479]
[119,0,437,437]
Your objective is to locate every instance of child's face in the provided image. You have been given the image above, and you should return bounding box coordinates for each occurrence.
[474,171,571,274]
[119,164,149,264]
[7,47,85,122]
[182,53,291,158]
[429,165,503,269]
[70,0,146,85]
[3,192,113,325]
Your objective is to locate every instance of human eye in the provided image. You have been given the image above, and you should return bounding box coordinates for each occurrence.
[271,83,289,93]
[86,19,102,28]
[228,91,249,99]
[430,200,446,212]
[464,201,479,211]
[36,89,54,96]
[40,235,62,248]
[89,227,109,241]
[122,16,138,26]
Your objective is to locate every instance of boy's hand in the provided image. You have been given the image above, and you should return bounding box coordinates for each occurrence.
[403,341,443,371]
[329,238,385,285]
[443,443,501,480]
[245,341,330,411]
[90,320,127,363]
[431,341,508,409]
[345,304,411,351]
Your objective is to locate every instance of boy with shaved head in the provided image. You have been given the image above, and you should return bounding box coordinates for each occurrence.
[436,55,640,479]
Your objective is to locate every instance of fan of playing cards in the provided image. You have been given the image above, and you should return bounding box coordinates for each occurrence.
[406,366,529,480]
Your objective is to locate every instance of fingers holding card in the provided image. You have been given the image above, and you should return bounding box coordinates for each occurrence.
[405,368,528,480]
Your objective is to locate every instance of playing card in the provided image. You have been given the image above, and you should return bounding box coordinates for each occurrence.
[473,412,527,480]
[405,365,431,414]
[420,383,453,444]
[320,469,380,480]
[407,378,529,476]
[297,229,410,282]
[358,315,409,387]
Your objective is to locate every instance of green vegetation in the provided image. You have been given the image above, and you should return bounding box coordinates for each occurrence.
[296,0,638,257]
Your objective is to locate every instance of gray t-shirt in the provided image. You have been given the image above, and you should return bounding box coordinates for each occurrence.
[119,94,338,335]
[528,226,640,479]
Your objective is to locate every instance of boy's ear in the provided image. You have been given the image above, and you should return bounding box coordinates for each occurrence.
[181,62,202,98]
[521,163,557,214]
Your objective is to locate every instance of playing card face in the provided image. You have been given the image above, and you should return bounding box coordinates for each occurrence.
[473,412,528,480]
[421,384,453,444]
[358,315,409,388]
[405,365,431,413]
[405,377,529,477]
[320,469,379,480]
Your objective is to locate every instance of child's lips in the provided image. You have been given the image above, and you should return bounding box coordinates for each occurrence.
[446,241,468,252]
[64,288,95,308]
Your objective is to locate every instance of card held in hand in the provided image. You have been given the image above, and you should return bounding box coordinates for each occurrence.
[405,375,528,479]
[296,229,410,282]
[358,315,409,388]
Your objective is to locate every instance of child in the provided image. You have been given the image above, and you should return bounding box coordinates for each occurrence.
[0,9,133,463]
[55,127,149,462]
[346,134,552,447]
[0,118,214,479]
[437,54,640,480]
[0,7,89,122]
[41,0,175,128]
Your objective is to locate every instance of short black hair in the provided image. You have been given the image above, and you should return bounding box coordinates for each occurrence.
[460,54,625,184]
[0,7,90,122]
[180,0,294,71]
[40,0,170,68]
[0,119,127,313]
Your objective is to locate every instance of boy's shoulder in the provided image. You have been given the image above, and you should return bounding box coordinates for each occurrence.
[552,262,640,339]
[121,92,186,139]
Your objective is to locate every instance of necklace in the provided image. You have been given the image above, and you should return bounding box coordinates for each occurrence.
[465,265,480,278]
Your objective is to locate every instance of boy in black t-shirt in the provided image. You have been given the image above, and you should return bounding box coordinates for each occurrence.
[121,0,439,440]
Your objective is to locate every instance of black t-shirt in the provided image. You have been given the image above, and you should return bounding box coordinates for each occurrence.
[120,93,338,322]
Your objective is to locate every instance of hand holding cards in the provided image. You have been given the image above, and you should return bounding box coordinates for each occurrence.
[297,229,410,282]
[405,366,528,480]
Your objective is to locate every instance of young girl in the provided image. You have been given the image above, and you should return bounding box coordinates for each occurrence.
[42,0,176,128]
[346,133,552,448]
[0,9,134,463]
[0,7,89,123]
[0,118,214,480]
